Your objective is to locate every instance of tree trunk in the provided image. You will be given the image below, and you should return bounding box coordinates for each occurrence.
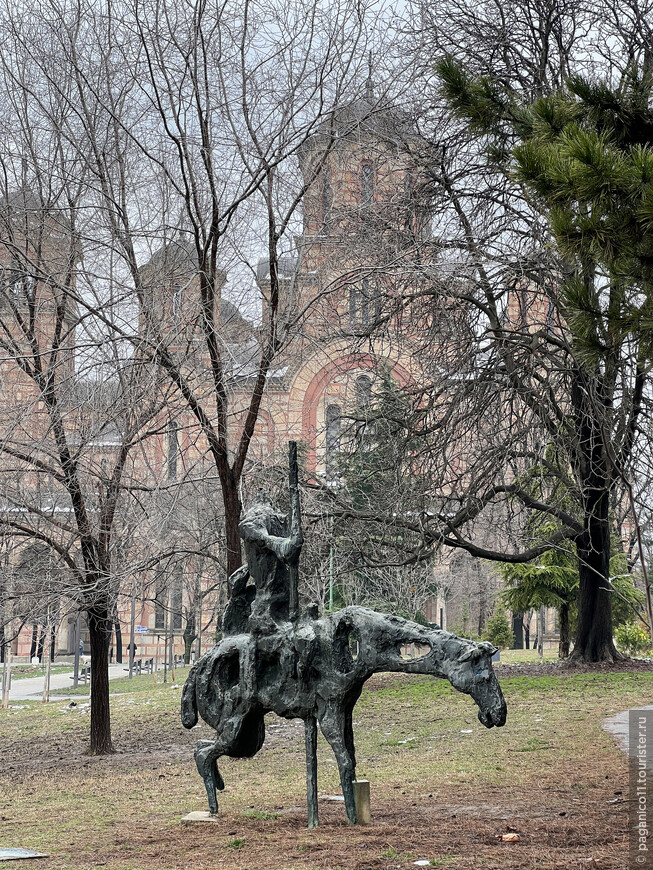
[30,624,38,659]
[223,474,243,577]
[477,575,486,636]
[87,607,114,755]
[537,606,544,659]
[568,364,621,663]
[114,620,123,664]
[183,631,196,665]
[558,602,570,659]
[183,611,196,664]
[36,627,45,662]
[571,492,621,662]
[512,612,524,649]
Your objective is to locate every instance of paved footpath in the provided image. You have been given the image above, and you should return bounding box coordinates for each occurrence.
[604,705,653,771]
[6,663,132,701]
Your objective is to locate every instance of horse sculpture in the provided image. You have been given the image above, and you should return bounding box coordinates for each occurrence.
[181,442,507,826]
[182,605,507,826]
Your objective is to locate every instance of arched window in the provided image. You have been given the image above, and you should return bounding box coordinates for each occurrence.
[360,279,370,326]
[546,295,556,333]
[171,568,183,631]
[404,170,414,232]
[325,403,341,483]
[171,282,182,325]
[518,285,528,328]
[361,162,374,210]
[350,278,380,327]
[355,375,372,408]
[6,256,35,305]
[349,286,359,325]
[154,576,166,630]
[167,420,179,480]
[321,167,332,233]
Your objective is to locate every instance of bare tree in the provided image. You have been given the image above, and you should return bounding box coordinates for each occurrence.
[354,0,653,662]
[0,0,403,748]
[31,0,390,578]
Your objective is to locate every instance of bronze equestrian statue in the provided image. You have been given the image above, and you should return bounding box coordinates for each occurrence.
[181,443,507,827]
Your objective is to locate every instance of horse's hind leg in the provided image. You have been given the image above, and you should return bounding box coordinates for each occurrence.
[319,707,357,824]
[194,739,225,815]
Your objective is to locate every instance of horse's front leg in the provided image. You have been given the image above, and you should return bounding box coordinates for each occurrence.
[344,705,356,771]
[194,739,225,815]
[318,707,357,824]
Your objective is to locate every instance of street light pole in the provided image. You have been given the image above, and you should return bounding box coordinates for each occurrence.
[328,514,335,612]
[163,600,168,685]
[329,545,334,612]
[169,586,175,681]
[128,585,136,679]
[1,641,10,709]
[42,604,52,703]
[196,594,202,660]
[72,612,81,689]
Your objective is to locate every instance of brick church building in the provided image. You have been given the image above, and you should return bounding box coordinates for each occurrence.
[2,95,558,667]
[0,95,456,665]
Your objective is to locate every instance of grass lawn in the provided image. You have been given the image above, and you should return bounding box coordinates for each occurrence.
[495,647,560,665]
[49,668,191,698]
[1,664,649,869]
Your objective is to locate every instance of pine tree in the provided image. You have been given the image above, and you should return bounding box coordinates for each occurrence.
[438,59,653,661]
[332,368,438,617]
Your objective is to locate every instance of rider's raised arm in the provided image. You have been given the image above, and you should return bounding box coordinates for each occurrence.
[239,516,301,564]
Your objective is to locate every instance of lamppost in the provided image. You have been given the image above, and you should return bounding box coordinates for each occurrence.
[1,621,11,709]
[128,582,136,679]
[42,603,52,703]
[72,610,81,689]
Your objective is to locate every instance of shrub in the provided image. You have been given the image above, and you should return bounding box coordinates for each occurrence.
[450,624,480,641]
[615,622,651,657]
[481,607,514,650]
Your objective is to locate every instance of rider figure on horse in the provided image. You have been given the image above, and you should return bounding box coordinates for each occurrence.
[222,442,303,636]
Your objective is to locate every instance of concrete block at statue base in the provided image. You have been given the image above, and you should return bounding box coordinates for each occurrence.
[181,811,220,824]
[353,780,371,824]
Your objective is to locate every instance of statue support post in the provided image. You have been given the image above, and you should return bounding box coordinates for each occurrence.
[288,441,302,623]
[305,714,319,828]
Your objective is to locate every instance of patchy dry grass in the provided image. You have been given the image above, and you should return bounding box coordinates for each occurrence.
[1,667,651,869]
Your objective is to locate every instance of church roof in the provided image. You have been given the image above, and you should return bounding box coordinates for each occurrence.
[298,91,416,168]
[0,187,73,231]
[143,236,251,334]
[256,256,297,283]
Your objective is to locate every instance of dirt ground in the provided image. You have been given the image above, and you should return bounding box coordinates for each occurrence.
[2,752,630,870]
[1,668,646,869]
[87,785,627,870]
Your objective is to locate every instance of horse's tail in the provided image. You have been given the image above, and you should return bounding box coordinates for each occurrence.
[181,665,199,729]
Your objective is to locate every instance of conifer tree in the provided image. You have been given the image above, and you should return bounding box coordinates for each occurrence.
[437,60,653,660]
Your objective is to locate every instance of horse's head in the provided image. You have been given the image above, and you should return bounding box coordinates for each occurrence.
[446,639,507,728]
